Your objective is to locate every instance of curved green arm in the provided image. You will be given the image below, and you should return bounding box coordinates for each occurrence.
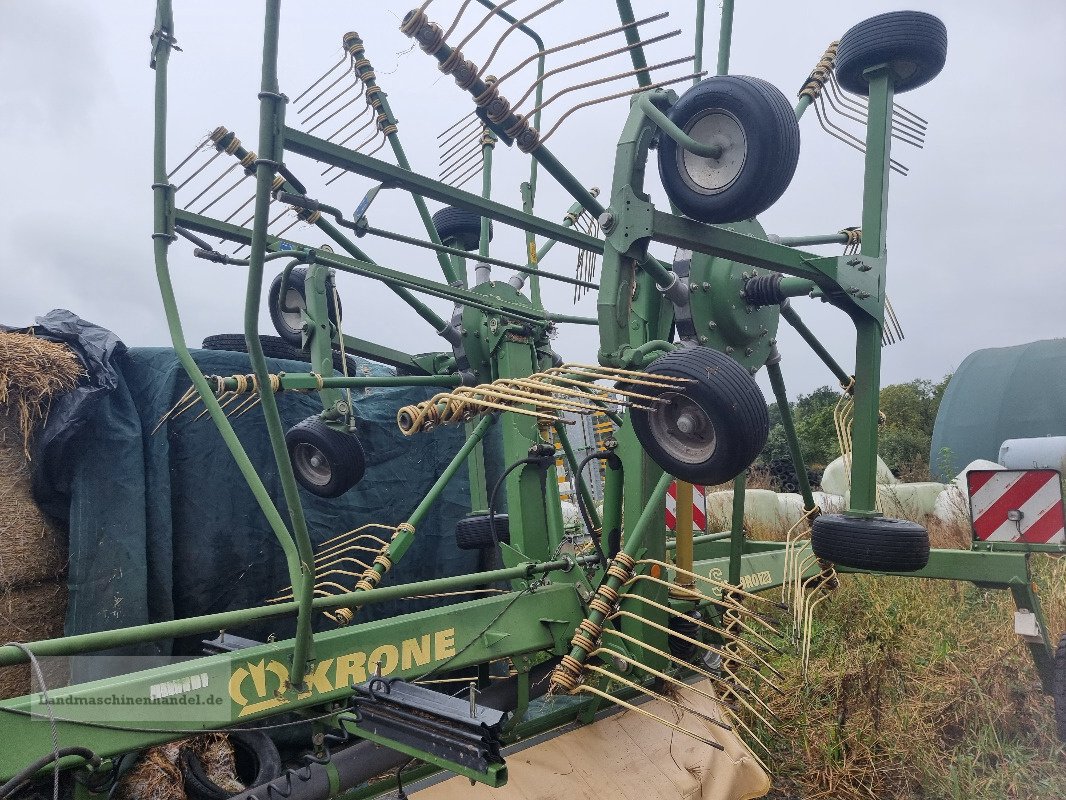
[151,0,313,684]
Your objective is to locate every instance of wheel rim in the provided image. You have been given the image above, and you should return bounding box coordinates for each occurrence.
[649,391,717,464]
[281,287,305,334]
[677,109,747,196]
[292,441,332,487]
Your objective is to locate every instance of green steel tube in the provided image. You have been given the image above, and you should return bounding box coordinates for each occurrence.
[170,129,448,333]
[562,470,672,668]
[848,68,894,515]
[794,94,813,120]
[553,421,602,533]
[614,0,653,86]
[283,129,603,254]
[479,138,494,262]
[150,0,311,681]
[530,145,605,218]
[346,34,460,287]
[774,232,850,247]
[600,452,624,559]
[694,0,706,85]
[728,471,746,585]
[392,415,495,564]
[216,374,461,391]
[544,312,598,326]
[716,0,735,75]
[667,530,731,550]
[313,216,448,332]
[536,197,589,263]
[0,555,597,667]
[766,361,817,511]
[475,0,544,209]
[778,276,817,298]
[247,0,316,685]
[636,94,724,158]
[779,302,852,387]
[361,227,597,290]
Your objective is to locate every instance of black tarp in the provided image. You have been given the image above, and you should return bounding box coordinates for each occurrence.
[16,313,475,665]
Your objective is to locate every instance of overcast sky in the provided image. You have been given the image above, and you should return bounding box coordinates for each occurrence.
[1,1,1063,399]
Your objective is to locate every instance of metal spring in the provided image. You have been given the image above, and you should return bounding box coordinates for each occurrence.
[395,364,690,436]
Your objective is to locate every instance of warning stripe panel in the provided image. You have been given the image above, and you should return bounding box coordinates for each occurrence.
[980,480,1059,541]
[666,481,707,533]
[972,472,1056,534]
[968,469,1065,544]
[966,468,999,496]
[1021,501,1066,544]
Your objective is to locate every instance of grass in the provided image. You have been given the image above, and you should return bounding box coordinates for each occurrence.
[751,533,1066,799]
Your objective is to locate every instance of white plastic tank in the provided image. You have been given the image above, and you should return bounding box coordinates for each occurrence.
[998,436,1066,471]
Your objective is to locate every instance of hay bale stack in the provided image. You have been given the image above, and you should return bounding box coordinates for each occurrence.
[0,413,67,587]
[0,581,68,698]
[0,331,83,698]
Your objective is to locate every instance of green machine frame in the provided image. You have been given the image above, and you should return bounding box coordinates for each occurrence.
[0,0,1059,794]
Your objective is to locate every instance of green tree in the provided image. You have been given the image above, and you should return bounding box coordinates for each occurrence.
[759,385,842,468]
[758,375,953,474]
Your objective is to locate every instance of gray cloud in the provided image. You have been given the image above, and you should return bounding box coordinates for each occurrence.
[2,1,1063,400]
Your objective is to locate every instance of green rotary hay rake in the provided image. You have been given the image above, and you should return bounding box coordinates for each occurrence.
[2,2,1063,798]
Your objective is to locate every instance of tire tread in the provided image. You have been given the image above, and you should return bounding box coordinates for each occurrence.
[812,513,930,572]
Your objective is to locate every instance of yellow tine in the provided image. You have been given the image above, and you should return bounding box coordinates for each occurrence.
[588,649,732,731]
[573,685,723,750]
[626,573,783,635]
[600,627,775,734]
[583,663,729,745]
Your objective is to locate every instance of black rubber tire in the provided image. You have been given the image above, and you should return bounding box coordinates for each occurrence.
[657,75,799,224]
[432,206,491,252]
[834,11,947,96]
[629,346,769,485]
[285,416,366,498]
[455,514,510,550]
[1054,632,1066,742]
[811,514,930,572]
[201,334,358,376]
[181,731,282,800]
[267,266,342,347]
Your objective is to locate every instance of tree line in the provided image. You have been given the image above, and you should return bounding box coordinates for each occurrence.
[759,376,951,480]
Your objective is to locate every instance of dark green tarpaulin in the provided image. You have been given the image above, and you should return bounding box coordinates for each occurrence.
[53,345,475,661]
[930,338,1066,479]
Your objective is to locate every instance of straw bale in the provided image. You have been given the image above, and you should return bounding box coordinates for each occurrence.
[0,413,67,588]
[0,331,83,457]
[114,742,186,800]
[113,735,246,800]
[0,580,67,699]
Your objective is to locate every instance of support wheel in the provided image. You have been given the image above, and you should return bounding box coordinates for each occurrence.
[432,206,491,252]
[834,11,947,96]
[455,514,510,550]
[1055,632,1066,742]
[285,416,365,498]
[811,514,930,572]
[629,346,769,485]
[181,731,281,800]
[268,266,341,347]
[657,75,799,224]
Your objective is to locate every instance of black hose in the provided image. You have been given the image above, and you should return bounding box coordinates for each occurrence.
[0,748,100,799]
[487,453,552,548]
[572,451,617,568]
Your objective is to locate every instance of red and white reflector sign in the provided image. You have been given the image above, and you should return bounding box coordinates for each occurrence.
[665,481,707,533]
[967,469,1065,544]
